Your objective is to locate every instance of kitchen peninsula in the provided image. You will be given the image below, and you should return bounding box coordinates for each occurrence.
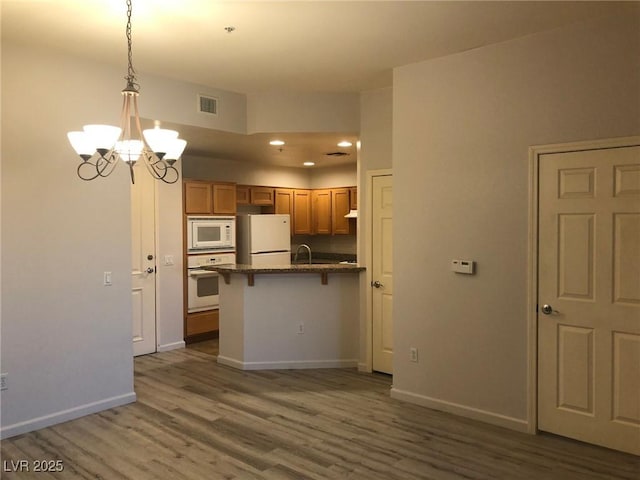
[206,263,365,370]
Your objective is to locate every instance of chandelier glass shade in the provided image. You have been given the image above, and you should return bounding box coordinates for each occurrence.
[67,0,186,184]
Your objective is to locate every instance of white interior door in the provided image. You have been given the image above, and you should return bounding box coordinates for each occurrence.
[372,174,393,374]
[131,167,157,356]
[538,144,640,455]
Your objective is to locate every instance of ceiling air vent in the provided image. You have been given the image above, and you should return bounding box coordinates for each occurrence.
[325,151,350,157]
[198,94,218,116]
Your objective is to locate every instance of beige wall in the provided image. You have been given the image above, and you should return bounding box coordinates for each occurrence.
[154,176,185,351]
[391,12,640,428]
[309,164,357,189]
[358,87,393,369]
[1,44,136,436]
[358,87,393,266]
[0,44,245,435]
[184,156,356,189]
[183,156,312,188]
[360,87,393,172]
[247,91,360,134]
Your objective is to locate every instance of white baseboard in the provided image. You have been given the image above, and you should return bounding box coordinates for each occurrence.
[217,355,358,370]
[358,362,372,373]
[0,392,136,440]
[216,355,245,369]
[390,388,529,433]
[157,341,185,352]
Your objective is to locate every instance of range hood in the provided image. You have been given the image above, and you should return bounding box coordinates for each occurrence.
[344,209,358,218]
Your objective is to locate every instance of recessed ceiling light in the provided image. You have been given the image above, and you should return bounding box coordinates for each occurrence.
[270,140,285,146]
[303,162,315,166]
[337,141,352,148]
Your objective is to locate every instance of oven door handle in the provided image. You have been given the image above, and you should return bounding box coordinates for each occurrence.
[189,269,219,277]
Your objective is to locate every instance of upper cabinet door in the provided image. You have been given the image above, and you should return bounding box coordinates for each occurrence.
[332,188,351,234]
[184,181,237,215]
[312,189,332,235]
[212,184,237,215]
[273,189,294,234]
[293,190,312,235]
[251,186,275,206]
[236,185,250,205]
[349,187,357,210]
[184,181,213,214]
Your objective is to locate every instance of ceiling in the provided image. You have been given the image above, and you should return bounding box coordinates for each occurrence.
[2,0,633,168]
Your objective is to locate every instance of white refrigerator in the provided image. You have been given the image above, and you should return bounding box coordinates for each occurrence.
[236,214,291,266]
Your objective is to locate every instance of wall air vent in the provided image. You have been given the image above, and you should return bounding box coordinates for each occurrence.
[325,151,350,157]
[198,94,219,116]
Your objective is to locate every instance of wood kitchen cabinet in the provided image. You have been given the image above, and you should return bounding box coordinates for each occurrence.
[273,188,293,215]
[250,186,275,205]
[267,188,312,235]
[269,188,294,234]
[311,188,354,235]
[184,180,237,215]
[186,310,219,337]
[350,187,357,210]
[237,185,275,206]
[236,185,250,205]
[212,183,236,214]
[293,189,312,235]
[184,181,213,214]
[312,189,332,235]
[332,188,351,234]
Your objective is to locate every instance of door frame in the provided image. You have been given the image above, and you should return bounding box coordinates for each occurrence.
[526,135,640,434]
[363,169,393,373]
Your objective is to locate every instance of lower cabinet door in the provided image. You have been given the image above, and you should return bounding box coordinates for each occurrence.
[186,310,219,336]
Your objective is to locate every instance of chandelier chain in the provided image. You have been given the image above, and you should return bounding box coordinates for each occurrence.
[124,0,139,92]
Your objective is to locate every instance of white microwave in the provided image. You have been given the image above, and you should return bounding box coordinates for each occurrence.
[187,216,236,252]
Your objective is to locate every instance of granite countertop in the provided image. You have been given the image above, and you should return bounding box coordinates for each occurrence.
[205,263,365,286]
[204,263,365,274]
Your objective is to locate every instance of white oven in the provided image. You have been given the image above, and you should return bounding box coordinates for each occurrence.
[187,216,235,253]
[187,253,235,313]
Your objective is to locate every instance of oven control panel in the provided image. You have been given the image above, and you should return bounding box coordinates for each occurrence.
[187,253,236,269]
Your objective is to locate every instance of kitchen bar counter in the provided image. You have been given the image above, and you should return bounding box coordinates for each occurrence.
[205,263,365,286]
[212,263,364,371]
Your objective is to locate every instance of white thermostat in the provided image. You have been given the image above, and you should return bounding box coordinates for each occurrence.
[451,259,475,274]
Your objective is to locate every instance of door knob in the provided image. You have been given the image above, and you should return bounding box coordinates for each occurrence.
[541,304,554,315]
[146,267,155,274]
[371,280,383,288]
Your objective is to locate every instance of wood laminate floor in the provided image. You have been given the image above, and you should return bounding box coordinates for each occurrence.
[1,345,638,479]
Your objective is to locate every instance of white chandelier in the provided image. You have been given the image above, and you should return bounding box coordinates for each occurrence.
[67,0,186,184]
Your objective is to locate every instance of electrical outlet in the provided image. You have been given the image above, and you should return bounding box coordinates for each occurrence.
[1,373,7,391]
[409,347,418,363]
[297,323,304,335]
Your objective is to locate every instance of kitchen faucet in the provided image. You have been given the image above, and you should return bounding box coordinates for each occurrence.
[294,244,312,264]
